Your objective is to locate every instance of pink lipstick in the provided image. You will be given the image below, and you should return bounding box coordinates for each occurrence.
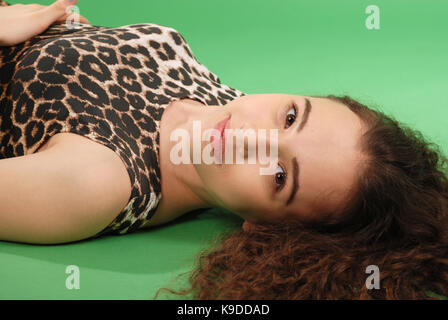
[211,115,231,163]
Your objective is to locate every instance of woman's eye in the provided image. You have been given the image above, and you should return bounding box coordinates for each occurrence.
[285,104,297,128]
[274,164,287,191]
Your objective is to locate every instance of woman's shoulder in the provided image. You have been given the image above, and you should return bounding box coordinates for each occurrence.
[115,23,184,38]
[86,23,189,47]
[25,22,196,66]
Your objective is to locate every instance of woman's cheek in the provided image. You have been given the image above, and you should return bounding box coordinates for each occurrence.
[218,181,267,218]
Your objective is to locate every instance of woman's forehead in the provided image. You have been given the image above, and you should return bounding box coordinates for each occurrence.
[283,95,366,219]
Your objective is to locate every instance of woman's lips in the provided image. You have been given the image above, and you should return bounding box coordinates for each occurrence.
[211,115,231,163]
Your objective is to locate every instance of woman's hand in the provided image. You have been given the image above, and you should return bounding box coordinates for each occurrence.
[0,0,90,46]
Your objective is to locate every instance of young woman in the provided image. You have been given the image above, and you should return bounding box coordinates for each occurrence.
[1,0,447,299]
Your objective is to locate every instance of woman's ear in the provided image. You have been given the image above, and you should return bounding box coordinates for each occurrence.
[242,220,258,232]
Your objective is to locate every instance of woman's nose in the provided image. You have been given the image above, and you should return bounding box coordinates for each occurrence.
[234,127,279,163]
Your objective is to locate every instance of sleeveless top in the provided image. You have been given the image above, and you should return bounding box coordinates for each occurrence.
[0,1,246,237]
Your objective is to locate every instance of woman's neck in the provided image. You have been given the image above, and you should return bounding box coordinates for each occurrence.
[150,99,219,225]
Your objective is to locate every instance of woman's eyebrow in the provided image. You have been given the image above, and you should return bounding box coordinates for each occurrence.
[297,98,312,133]
[286,98,312,206]
[286,157,299,206]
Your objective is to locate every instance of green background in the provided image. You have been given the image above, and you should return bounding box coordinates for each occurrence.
[1,0,447,299]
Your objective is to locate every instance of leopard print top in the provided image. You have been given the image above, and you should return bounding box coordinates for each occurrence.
[0,1,245,237]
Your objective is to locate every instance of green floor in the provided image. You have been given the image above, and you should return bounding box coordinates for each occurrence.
[1,0,447,299]
[0,209,241,299]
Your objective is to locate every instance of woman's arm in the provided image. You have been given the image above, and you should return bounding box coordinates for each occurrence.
[0,0,89,46]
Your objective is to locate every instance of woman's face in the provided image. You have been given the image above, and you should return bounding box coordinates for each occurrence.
[191,94,366,225]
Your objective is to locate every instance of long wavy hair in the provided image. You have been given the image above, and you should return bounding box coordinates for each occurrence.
[155,95,448,299]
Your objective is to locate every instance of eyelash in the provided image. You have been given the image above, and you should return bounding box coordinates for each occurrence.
[274,163,287,192]
[273,102,297,192]
[284,102,297,129]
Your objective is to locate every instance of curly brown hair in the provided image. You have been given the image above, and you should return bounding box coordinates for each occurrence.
[155,95,448,299]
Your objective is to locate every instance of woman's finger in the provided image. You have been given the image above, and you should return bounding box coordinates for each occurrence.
[6,3,41,13]
[17,4,46,13]
[78,15,90,25]
[16,0,79,39]
[55,13,90,25]
[30,0,79,28]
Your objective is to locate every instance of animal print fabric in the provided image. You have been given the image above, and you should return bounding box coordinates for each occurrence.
[0,1,245,237]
